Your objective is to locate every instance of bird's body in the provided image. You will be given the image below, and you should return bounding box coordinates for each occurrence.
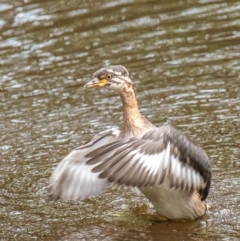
[49,65,211,220]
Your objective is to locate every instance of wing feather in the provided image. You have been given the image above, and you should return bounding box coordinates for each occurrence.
[49,125,211,202]
[99,149,138,179]
[48,128,120,201]
[85,125,211,200]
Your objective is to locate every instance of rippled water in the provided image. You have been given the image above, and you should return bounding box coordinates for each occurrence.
[1,0,240,240]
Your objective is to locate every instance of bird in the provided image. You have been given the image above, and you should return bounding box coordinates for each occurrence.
[49,65,212,220]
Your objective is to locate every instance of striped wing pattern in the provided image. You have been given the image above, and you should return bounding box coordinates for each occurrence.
[86,125,211,200]
[48,128,120,201]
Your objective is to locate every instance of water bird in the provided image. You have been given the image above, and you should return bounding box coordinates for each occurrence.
[49,65,211,220]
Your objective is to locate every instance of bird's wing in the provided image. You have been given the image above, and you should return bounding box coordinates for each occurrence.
[49,128,120,201]
[86,125,212,201]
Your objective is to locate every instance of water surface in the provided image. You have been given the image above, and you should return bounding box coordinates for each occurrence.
[0,0,240,240]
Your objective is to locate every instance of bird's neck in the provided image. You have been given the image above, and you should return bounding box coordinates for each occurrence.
[119,86,154,138]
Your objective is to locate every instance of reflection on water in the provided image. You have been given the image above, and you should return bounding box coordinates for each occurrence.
[0,0,240,240]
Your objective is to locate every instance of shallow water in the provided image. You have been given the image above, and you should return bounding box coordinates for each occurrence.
[1,0,240,240]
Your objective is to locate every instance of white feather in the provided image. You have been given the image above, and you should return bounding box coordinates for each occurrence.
[49,128,120,200]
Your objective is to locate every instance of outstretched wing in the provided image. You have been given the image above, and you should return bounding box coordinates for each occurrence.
[86,125,212,200]
[49,128,120,201]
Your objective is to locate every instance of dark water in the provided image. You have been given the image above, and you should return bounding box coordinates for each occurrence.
[1,0,240,240]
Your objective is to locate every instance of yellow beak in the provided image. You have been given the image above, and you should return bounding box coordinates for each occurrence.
[84,78,107,88]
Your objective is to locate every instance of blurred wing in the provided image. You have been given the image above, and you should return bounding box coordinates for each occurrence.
[86,125,212,200]
[49,128,120,201]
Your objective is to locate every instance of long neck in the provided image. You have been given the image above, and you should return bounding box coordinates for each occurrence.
[119,85,155,138]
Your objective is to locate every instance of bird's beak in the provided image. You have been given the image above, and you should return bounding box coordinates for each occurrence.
[84,78,107,88]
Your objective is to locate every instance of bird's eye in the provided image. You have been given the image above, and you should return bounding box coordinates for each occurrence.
[106,74,112,80]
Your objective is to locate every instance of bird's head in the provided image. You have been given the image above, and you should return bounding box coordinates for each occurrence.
[84,65,133,94]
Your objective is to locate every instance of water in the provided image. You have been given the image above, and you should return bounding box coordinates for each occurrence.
[0,0,240,240]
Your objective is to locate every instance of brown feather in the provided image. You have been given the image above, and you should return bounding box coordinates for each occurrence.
[98,148,136,179]
[86,140,124,159]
